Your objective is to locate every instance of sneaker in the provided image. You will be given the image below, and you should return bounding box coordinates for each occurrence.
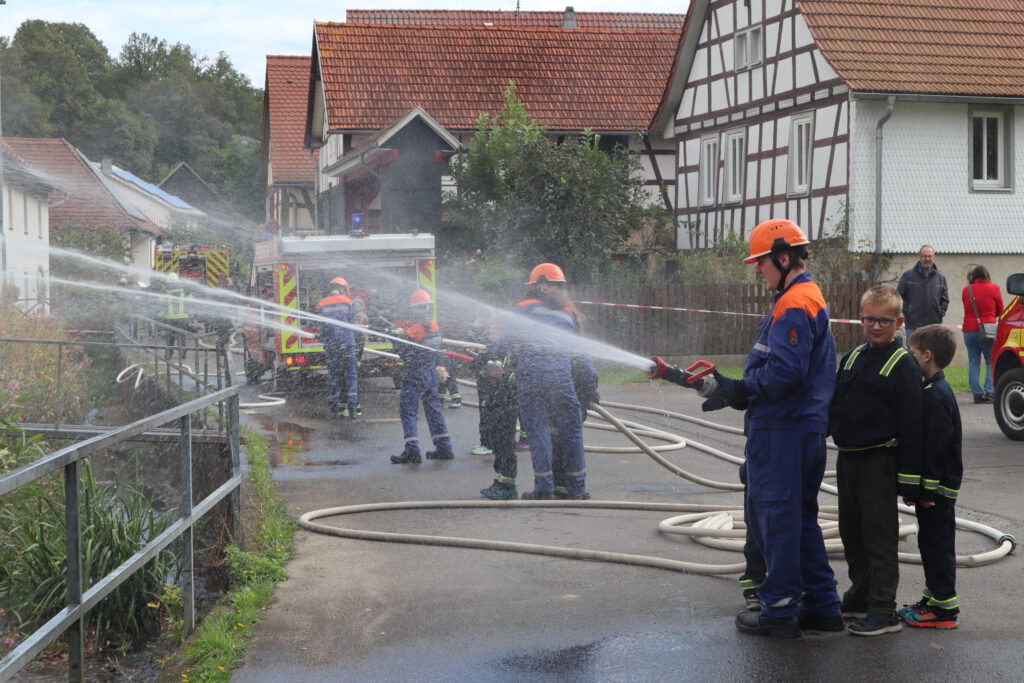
[565,491,592,500]
[974,395,992,404]
[848,613,902,636]
[480,480,518,500]
[798,612,844,632]
[515,440,530,452]
[735,610,800,639]
[343,404,362,418]
[553,486,569,499]
[743,589,761,612]
[902,607,958,629]
[896,601,928,621]
[448,397,462,409]
[390,451,422,464]
[840,600,868,620]
[425,449,454,460]
[470,445,493,456]
[521,490,553,500]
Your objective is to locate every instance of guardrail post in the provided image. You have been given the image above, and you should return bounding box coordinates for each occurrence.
[179,415,195,634]
[228,393,242,544]
[65,460,83,682]
[55,342,64,430]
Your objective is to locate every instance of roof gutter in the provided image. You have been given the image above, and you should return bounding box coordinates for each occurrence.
[874,95,895,264]
[853,91,1024,105]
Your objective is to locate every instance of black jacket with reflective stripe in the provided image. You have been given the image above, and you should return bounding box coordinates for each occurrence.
[920,371,963,502]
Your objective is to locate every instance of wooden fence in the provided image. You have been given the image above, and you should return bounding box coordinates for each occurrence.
[572,282,868,358]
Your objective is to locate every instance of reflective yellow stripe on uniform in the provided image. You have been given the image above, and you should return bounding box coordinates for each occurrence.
[880,347,908,376]
[922,478,939,491]
[897,472,921,485]
[840,438,899,453]
[938,485,959,500]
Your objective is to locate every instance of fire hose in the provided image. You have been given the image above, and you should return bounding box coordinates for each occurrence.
[300,355,1015,573]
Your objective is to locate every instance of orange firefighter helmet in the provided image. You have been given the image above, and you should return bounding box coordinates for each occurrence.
[409,289,433,306]
[526,263,567,286]
[743,219,810,264]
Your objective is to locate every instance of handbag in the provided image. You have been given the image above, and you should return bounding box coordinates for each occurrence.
[968,284,998,342]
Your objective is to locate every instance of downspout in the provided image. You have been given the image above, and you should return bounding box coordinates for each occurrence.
[874,95,896,270]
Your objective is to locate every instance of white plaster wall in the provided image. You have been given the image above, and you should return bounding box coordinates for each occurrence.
[2,185,50,311]
[849,99,1024,254]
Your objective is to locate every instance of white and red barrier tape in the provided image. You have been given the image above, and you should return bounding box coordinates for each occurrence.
[573,300,963,329]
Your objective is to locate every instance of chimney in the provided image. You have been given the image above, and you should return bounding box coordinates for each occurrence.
[562,6,578,28]
[101,157,113,174]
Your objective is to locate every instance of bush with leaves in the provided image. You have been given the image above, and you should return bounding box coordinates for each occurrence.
[0,458,179,651]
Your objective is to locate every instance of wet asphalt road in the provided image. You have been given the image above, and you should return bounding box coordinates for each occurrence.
[233,376,1024,682]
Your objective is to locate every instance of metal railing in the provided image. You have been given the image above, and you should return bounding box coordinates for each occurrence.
[0,385,241,682]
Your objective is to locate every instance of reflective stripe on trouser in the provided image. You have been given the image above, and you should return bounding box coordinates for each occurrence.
[745,427,840,621]
[516,369,586,495]
[916,496,958,613]
[399,367,452,457]
[325,341,358,408]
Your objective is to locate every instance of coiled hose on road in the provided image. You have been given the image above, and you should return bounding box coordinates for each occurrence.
[300,375,1015,573]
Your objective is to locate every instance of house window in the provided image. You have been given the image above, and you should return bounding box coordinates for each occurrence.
[724,129,746,204]
[698,134,720,207]
[971,109,1013,190]
[735,26,762,71]
[789,114,813,195]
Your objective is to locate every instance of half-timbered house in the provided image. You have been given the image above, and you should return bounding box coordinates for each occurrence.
[667,0,1024,287]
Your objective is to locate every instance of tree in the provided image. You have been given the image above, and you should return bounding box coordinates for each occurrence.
[445,82,667,283]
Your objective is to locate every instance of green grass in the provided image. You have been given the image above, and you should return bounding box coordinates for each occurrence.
[164,430,295,683]
[603,364,973,393]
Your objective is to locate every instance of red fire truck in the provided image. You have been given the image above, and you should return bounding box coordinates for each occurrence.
[993,273,1024,440]
[154,243,232,287]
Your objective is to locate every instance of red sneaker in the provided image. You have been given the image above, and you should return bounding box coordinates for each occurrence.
[903,607,958,629]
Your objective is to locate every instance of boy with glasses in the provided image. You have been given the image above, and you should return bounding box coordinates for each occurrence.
[829,285,924,636]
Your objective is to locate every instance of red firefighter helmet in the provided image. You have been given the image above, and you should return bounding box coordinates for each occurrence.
[409,289,433,306]
[743,219,810,263]
[526,263,567,286]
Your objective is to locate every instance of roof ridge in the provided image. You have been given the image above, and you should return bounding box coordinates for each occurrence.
[316,20,679,34]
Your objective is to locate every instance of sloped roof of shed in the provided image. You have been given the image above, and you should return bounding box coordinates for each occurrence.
[3,137,160,234]
[345,9,686,30]
[313,22,680,132]
[800,0,1024,97]
[264,55,317,185]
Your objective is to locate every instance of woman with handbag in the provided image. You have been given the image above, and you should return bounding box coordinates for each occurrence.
[962,265,1004,403]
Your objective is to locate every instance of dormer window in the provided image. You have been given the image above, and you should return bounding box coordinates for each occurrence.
[735,26,762,71]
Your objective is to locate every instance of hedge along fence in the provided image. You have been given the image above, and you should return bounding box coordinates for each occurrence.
[572,282,870,359]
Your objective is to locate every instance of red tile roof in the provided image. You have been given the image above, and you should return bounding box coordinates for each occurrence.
[3,137,160,234]
[313,23,681,132]
[264,55,317,185]
[345,9,685,30]
[801,0,1024,97]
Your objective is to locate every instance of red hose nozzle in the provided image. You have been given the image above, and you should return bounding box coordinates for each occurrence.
[647,356,668,379]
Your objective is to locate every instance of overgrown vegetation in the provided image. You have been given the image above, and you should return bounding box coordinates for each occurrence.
[0,20,263,221]
[0,304,91,423]
[164,430,294,681]
[443,82,674,285]
[0,435,179,655]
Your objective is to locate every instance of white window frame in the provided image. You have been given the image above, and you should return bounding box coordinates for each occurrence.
[698,134,720,207]
[735,26,763,71]
[970,108,1013,191]
[788,113,814,196]
[724,129,746,204]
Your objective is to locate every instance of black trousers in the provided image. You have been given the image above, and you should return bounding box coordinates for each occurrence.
[916,497,958,612]
[481,400,517,481]
[837,449,899,614]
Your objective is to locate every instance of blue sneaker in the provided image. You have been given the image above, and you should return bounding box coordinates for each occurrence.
[480,480,517,500]
[848,613,902,636]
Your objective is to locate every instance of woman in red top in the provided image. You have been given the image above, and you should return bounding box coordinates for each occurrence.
[961,265,1004,403]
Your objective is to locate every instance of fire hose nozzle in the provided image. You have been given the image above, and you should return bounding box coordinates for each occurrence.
[647,356,715,390]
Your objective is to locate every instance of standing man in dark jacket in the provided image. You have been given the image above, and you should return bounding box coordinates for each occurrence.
[897,245,949,341]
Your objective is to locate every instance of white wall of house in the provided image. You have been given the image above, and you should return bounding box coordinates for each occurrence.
[129,231,155,284]
[673,0,849,250]
[2,183,50,312]
[849,99,1024,256]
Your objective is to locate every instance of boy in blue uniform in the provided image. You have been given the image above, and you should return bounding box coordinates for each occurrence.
[651,219,842,638]
[314,277,360,417]
[902,324,963,629]
[390,289,454,464]
[830,285,923,636]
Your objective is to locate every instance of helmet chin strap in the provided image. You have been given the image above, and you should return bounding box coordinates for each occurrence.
[769,252,791,292]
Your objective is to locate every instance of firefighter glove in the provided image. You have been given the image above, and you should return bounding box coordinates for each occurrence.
[700,370,749,412]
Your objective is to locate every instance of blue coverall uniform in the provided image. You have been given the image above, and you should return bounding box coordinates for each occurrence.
[509,299,596,496]
[396,320,452,458]
[314,293,359,412]
[740,271,841,622]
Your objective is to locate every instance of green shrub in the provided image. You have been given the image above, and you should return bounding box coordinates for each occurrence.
[0,459,179,650]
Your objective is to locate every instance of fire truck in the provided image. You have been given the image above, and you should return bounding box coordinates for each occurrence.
[245,233,436,389]
[154,243,232,287]
[992,273,1024,440]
